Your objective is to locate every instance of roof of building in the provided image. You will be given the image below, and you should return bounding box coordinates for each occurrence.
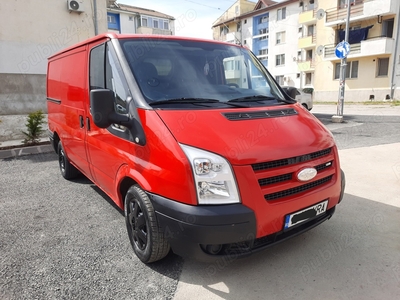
[108,2,175,20]
[212,0,297,27]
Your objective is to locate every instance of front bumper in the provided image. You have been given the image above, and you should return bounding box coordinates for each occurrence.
[148,193,337,261]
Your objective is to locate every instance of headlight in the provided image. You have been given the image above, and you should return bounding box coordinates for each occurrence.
[180,144,241,205]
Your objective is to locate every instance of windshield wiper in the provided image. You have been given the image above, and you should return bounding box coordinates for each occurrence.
[228,95,277,102]
[149,98,249,108]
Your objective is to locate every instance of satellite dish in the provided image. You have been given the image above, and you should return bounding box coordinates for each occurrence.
[69,0,80,10]
[316,9,325,20]
[316,45,324,56]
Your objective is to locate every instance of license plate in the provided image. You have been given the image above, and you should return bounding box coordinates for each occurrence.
[284,200,328,229]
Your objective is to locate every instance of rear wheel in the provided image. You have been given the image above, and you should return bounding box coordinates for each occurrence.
[124,185,170,263]
[57,141,79,180]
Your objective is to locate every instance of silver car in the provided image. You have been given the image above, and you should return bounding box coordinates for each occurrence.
[282,86,313,111]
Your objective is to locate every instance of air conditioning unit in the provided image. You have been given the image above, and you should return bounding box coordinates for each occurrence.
[68,0,85,13]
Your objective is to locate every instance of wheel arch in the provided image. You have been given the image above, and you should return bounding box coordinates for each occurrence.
[52,131,60,153]
[116,164,152,209]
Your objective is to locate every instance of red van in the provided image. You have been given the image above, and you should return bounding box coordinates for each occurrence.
[47,33,345,263]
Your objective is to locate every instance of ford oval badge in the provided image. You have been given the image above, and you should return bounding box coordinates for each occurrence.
[297,168,317,182]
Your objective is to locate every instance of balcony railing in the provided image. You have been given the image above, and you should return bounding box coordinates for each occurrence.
[325,0,364,23]
[137,26,172,35]
[324,35,393,59]
[298,33,316,48]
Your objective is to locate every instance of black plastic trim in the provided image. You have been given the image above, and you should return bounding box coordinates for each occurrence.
[148,193,256,260]
[46,97,61,104]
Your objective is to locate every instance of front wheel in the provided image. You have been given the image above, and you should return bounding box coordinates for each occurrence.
[124,185,170,263]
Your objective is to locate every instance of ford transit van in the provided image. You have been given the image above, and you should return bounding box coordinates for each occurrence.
[47,33,345,263]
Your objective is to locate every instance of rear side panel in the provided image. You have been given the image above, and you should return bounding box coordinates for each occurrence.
[47,46,92,179]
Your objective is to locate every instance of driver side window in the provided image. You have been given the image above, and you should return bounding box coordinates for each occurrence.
[89,42,129,115]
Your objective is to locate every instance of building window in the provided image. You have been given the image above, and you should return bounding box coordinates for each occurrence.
[276,75,284,85]
[307,24,315,36]
[108,15,116,23]
[259,49,268,56]
[259,16,269,24]
[277,7,286,21]
[259,28,268,35]
[276,31,286,44]
[153,19,159,28]
[305,72,312,85]
[141,17,148,27]
[244,19,247,24]
[220,26,229,35]
[382,18,394,38]
[334,61,359,79]
[338,0,356,9]
[276,54,285,66]
[377,58,389,77]
[164,20,169,30]
[107,13,120,31]
[306,49,313,60]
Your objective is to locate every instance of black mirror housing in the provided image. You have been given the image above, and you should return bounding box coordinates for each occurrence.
[90,89,129,128]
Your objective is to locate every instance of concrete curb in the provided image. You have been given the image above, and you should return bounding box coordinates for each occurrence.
[0,143,54,159]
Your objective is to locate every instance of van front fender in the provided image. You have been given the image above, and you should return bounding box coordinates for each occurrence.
[115,164,152,208]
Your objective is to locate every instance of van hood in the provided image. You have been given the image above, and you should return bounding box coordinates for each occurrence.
[155,105,335,165]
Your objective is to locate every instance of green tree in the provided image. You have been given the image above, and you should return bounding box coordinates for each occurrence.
[22,110,45,145]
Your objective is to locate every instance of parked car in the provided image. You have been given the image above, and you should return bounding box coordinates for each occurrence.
[282,86,313,111]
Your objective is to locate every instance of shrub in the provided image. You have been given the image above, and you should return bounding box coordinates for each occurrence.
[22,110,45,145]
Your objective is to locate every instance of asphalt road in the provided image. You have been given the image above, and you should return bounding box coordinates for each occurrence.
[0,153,183,300]
[1,106,399,299]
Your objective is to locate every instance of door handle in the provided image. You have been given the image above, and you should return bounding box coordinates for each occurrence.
[86,117,91,131]
[79,115,84,128]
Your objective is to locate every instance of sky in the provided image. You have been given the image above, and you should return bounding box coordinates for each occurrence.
[121,0,255,39]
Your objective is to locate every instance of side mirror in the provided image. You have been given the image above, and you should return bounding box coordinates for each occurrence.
[90,89,129,128]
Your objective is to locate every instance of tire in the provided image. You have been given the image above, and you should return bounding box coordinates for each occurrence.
[124,185,170,263]
[57,141,80,180]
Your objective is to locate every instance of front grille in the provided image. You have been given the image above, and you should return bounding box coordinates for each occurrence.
[315,161,333,172]
[258,173,292,186]
[252,148,332,171]
[264,175,333,201]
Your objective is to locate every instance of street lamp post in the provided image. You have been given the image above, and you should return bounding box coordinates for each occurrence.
[332,0,351,123]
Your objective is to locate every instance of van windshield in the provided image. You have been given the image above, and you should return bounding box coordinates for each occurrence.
[120,38,290,108]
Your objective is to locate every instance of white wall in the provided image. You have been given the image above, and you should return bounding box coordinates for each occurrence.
[0,0,108,75]
[0,0,108,114]
[120,13,137,34]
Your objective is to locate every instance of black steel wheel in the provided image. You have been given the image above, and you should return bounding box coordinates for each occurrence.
[125,185,170,263]
[57,141,79,180]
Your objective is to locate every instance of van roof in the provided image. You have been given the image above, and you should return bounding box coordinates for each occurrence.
[48,33,242,60]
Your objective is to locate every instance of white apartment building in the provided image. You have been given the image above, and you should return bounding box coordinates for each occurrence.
[107,2,175,35]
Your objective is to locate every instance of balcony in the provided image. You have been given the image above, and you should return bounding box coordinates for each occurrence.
[324,36,394,60]
[226,32,241,43]
[299,8,316,24]
[298,34,316,49]
[325,0,397,27]
[137,26,172,35]
[215,32,241,43]
[297,59,315,72]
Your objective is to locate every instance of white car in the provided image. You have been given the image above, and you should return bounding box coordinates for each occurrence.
[282,86,313,111]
